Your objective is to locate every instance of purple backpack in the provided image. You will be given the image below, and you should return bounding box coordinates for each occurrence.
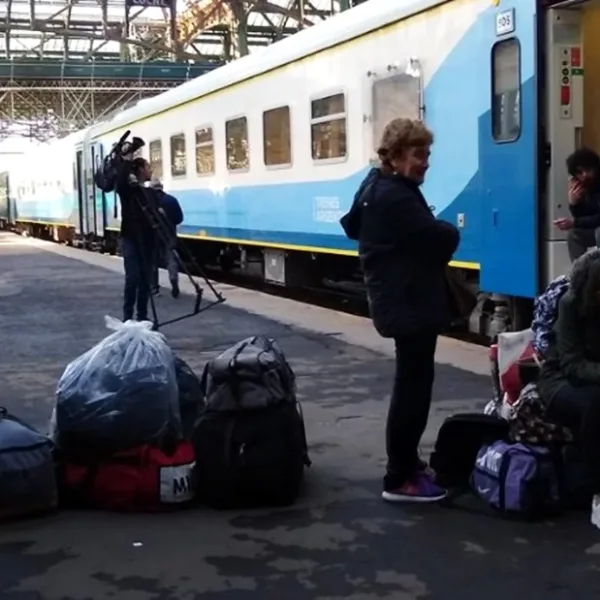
[471,441,561,519]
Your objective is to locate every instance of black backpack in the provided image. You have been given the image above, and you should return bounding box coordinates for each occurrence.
[94,154,120,194]
[174,356,204,440]
[429,413,509,489]
[193,336,311,509]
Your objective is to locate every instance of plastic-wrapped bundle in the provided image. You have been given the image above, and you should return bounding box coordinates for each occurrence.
[0,407,57,520]
[54,316,181,457]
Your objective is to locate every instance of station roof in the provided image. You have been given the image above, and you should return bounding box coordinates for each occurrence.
[0,0,360,141]
[0,0,350,62]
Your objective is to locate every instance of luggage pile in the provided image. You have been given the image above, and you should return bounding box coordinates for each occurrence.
[0,318,310,520]
[431,413,564,520]
[430,275,590,520]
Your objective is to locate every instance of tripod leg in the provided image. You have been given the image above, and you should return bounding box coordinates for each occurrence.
[135,238,159,330]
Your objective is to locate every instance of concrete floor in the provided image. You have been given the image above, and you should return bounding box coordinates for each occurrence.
[0,233,599,600]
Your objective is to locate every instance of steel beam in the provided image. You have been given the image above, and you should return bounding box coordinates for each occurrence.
[0,0,343,139]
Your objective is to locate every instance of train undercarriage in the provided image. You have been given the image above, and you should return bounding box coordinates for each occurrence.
[12,220,534,341]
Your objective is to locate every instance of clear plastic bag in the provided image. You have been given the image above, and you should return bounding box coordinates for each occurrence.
[54,316,181,456]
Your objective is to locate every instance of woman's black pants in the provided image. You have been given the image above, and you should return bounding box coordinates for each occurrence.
[384,330,438,491]
[546,383,600,494]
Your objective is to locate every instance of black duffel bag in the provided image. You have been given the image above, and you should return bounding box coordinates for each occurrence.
[0,407,58,520]
[193,336,311,509]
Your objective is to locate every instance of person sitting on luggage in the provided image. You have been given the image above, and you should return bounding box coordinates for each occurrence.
[554,148,600,262]
[149,179,184,299]
[357,117,460,504]
[538,248,600,529]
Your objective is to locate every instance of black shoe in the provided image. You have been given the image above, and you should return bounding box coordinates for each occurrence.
[171,283,180,298]
[136,315,148,322]
[123,313,133,322]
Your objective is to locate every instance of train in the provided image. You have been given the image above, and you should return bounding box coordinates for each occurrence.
[0,0,596,336]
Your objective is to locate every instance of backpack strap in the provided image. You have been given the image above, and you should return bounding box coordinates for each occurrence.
[227,343,249,407]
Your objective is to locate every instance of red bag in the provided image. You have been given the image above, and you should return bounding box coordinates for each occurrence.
[60,441,196,512]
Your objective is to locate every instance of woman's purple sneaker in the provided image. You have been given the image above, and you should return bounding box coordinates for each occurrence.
[382,472,447,503]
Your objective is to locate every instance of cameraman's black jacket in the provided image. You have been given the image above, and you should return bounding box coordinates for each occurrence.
[115,162,156,246]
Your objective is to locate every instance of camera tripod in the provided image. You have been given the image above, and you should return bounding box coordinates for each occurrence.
[132,185,225,331]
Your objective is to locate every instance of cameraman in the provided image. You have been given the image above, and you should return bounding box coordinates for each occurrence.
[116,155,156,322]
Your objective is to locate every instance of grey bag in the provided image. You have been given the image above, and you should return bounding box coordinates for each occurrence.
[0,407,58,520]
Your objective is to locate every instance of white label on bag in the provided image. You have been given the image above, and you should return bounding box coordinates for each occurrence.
[160,462,196,504]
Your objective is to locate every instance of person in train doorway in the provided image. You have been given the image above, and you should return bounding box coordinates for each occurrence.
[538,249,600,529]
[554,148,600,262]
[351,118,460,503]
[115,155,156,322]
[149,179,183,299]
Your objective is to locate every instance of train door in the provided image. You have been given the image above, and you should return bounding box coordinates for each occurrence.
[479,3,538,300]
[541,0,597,285]
[90,142,106,237]
[73,147,86,236]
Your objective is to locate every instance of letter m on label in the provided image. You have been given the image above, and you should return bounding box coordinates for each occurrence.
[173,475,189,496]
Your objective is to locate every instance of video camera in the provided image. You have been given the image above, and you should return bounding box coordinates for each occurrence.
[94,130,146,194]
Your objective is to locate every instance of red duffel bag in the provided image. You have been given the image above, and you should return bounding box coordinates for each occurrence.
[59,440,196,512]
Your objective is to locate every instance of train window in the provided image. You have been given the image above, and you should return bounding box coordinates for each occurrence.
[371,73,421,152]
[195,126,215,175]
[492,38,521,142]
[263,106,291,167]
[226,116,250,171]
[149,139,163,180]
[170,133,187,177]
[311,92,347,161]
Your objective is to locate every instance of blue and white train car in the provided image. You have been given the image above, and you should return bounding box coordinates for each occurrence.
[8,130,88,241]
[10,0,600,333]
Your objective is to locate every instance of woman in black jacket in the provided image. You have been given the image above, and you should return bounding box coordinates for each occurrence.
[357,118,460,503]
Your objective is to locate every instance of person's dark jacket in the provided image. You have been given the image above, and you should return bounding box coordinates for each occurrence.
[569,180,600,229]
[340,168,378,240]
[115,161,155,244]
[539,249,600,402]
[357,171,460,338]
[156,190,183,235]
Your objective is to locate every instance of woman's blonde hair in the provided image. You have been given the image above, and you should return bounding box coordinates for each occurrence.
[377,118,433,167]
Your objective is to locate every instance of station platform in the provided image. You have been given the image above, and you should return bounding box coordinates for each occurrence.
[1,232,599,600]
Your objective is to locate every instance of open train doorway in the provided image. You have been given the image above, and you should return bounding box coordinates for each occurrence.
[74,149,86,239]
[541,0,600,286]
